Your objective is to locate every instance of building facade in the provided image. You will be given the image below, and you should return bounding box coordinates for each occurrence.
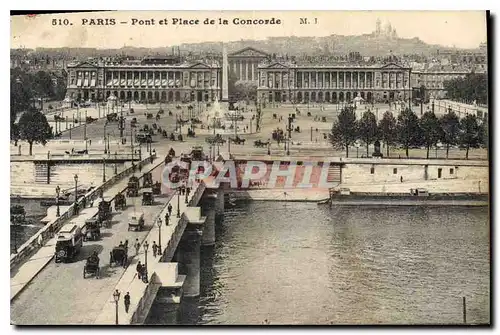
[66,57,222,103]
[411,63,486,99]
[228,47,268,83]
[257,61,412,103]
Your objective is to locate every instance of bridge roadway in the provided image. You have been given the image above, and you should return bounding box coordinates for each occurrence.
[10,155,174,325]
[11,188,174,325]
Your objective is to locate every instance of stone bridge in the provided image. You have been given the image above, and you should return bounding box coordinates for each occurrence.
[10,148,222,325]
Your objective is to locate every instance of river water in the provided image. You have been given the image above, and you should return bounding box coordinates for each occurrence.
[10,198,50,253]
[148,201,490,325]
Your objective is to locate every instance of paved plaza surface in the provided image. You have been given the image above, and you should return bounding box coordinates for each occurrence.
[11,182,174,325]
[21,102,486,161]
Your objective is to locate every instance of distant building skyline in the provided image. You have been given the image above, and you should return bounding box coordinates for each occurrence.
[11,11,487,50]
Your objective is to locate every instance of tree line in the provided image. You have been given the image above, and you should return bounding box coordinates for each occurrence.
[443,73,487,105]
[330,106,487,160]
[11,68,61,155]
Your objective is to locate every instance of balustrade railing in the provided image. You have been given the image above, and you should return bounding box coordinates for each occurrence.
[10,153,159,269]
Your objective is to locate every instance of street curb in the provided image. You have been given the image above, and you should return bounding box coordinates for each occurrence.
[10,158,166,303]
[10,255,54,303]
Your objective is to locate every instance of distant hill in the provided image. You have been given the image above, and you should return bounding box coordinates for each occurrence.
[11,34,477,59]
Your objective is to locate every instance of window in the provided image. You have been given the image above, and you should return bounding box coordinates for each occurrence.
[370,167,375,174]
[393,168,397,174]
[449,168,454,175]
[438,168,442,178]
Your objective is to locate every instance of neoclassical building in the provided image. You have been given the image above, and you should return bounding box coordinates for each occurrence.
[411,63,487,99]
[257,61,412,103]
[228,47,269,83]
[66,56,222,103]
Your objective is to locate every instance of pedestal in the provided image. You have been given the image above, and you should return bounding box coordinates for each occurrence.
[202,209,216,246]
[179,227,202,297]
[215,189,225,216]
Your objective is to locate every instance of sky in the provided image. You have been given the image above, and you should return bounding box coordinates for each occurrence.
[10,11,487,50]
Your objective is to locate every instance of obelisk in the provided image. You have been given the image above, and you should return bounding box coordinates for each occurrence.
[221,43,229,108]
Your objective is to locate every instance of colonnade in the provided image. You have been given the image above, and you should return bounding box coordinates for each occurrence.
[230,59,260,81]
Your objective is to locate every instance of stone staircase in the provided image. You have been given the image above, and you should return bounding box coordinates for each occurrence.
[326,163,341,183]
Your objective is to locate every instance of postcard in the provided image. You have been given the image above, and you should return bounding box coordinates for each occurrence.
[10,10,489,325]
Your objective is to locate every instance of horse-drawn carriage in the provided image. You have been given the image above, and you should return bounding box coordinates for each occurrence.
[146,113,154,119]
[152,181,162,195]
[114,193,126,211]
[109,245,128,268]
[229,136,246,145]
[141,188,154,206]
[86,116,97,124]
[168,148,176,157]
[127,176,140,197]
[254,140,270,148]
[187,128,196,137]
[83,254,100,279]
[98,199,112,227]
[83,218,101,241]
[107,113,118,122]
[128,212,145,231]
[142,172,153,188]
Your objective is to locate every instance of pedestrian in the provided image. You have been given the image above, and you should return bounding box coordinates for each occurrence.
[186,187,191,198]
[37,234,43,247]
[124,239,129,249]
[152,241,158,257]
[124,292,130,313]
[168,203,172,216]
[134,239,140,256]
[165,213,170,226]
[136,261,143,280]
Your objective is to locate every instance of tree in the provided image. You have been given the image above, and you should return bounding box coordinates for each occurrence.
[11,123,20,146]
[443,73,487,105]
[478,114,489,150]
[11,69,33,123]
[33,71,55,98]
[18,108,53,155]
[459,114,480,159]
[234,81,258,101]
[439,111,460,159]
[329,107,357,157]
[419,111,442,159]
[357,111,378,156]
[396,108,421,158]
[378,111,397,157]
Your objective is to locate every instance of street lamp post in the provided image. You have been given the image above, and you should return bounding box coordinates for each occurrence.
[114,151,118,175]
[74,174,78,211]
[176,189,181,218]
[113,289,120,325]
[55,185,60,217]
[104,123,107,154]
[156,219,162,256]
[103,157,106,182]
[143,241,149,271]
